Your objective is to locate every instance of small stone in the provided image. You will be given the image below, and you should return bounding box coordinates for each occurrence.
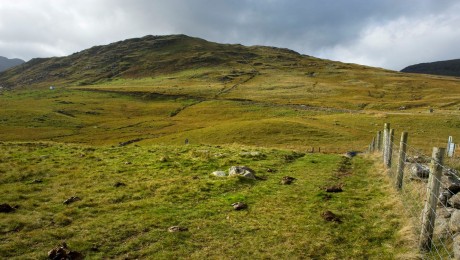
[321,210,342,223]
[232,202,248,210]
[281,176,296,185]
[266,168,276,173]
[325,185,343,193]
[0,203,15,213]
[63,196,81,205]
[114,182,126,187]
[211,171,227,177]
[168,226,188,232]
[124,161,132,165]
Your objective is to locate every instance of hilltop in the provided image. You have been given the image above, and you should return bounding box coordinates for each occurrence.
[401,59,460,77]
[0,56,24,72]
[1,34,460,112]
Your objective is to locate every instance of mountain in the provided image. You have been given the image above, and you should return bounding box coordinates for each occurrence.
[401,59,460,77]
[0,56,25,72]
[1,34,459,111]
[0,34,307,89]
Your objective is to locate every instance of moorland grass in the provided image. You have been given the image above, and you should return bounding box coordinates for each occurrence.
[0,142,416,259]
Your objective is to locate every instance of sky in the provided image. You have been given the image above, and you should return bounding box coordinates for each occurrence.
[1,0,460,70]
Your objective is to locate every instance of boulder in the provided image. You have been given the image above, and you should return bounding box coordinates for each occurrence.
[441,175,460,194]
[434,212,451,239]
[454,234,460,260]
[410,164,430,178]
[228,166,256,180]
[211,171,227,177]
[450,210,460,234]
[449,194,460,209]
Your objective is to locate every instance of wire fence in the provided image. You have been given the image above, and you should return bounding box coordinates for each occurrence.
[368,125,460,259]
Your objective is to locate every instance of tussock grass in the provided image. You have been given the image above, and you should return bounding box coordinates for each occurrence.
[1,142,416,258]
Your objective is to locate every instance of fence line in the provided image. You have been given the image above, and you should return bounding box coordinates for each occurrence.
[368,124,459,259]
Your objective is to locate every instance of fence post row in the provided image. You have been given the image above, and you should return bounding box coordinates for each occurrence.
[419,147,446,251]
[395,132,408,190]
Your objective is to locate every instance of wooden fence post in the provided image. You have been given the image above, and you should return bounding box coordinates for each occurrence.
[419,147,445,251]
[396,132,408,190]
[371,137,376,153]
[383,124,390,164]
[385,129,395,168]
[376,131,382,151]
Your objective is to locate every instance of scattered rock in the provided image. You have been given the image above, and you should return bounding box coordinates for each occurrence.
[232,202,248,210]
[159,156,169,162]
[124,161,132,165]
[325,185,343,193]
[281,176,296,185]
[266,168,276,173]
[168,226,188,232]
[63,196,81,205]
[47,242,84,260]
[228,166,256,180]
[32,179,43,184]
[410,164,430,178]
[114,182,126,187]
[406,156,430,163]
[434,213,451,239]
[345,151,358,158]
[454,234,460,260]
[449,194,460,209]
[0,203,15,213]
[321,210,342,223]
[450,210,460,234]
[239,151,266,159]
[119,138,143,147]
[211,171,227,177]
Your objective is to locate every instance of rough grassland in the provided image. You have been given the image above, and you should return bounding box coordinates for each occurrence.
[0,142,415,259]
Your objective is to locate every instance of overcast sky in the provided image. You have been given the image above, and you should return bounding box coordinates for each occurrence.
[1,0,459,70]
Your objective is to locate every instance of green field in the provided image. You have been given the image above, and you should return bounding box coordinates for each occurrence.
[0,142,417,259]
[1,35,459,258]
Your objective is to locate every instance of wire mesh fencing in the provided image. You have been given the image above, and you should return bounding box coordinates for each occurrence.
[368,125,460,259]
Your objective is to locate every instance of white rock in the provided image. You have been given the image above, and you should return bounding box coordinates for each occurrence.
[228,166,256,180]
[211,171,227,177]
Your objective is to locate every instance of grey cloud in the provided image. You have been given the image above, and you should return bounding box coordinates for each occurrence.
[1,0,459,70]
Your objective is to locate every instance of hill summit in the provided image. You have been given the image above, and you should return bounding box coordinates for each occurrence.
[0,34,301,89]
[401,59,460,77]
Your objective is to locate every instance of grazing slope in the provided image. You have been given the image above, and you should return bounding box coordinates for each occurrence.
[0,34,459,258]
[401,59,460,77]
[0,56,25,72]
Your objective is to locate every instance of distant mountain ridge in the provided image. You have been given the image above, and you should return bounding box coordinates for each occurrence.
[401,59,460,77]
[0,56,25,72]
[0,34,306,89]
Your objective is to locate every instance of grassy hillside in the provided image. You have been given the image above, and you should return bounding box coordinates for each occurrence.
[0,87,458,153]
[0,142,416,259]
[1,34,459,258]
